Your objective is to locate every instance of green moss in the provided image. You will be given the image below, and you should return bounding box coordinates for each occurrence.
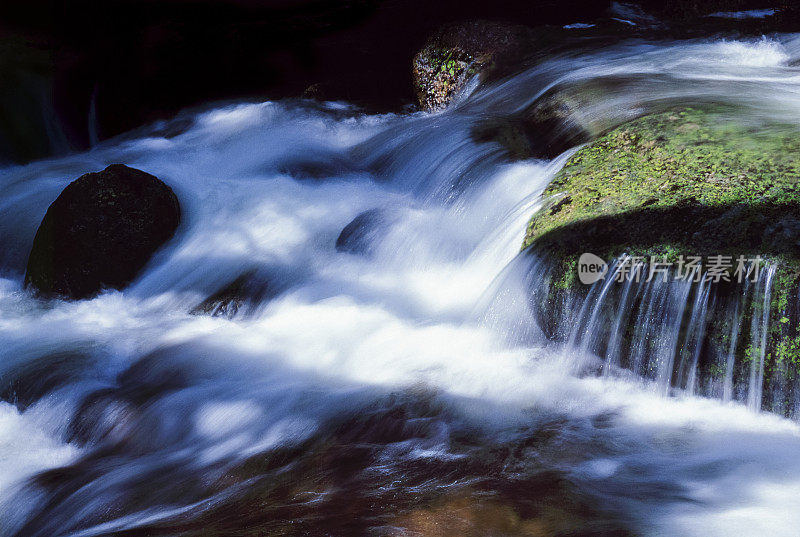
[524,107,800,270]
[522,107,800,410]
[775,335,800,371]
[412,47,476,111]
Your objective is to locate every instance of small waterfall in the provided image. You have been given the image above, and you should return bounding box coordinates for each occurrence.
[679,280,711,396]
[655,280,692,395]
[530,252,795,415]
[566,257,624,371]
[4,32,800,537]
[602,262,636,374]
[748,265,777,412]
[722,291,743,402]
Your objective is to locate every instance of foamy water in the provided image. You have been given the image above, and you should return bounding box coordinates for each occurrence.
[1,36,800,536]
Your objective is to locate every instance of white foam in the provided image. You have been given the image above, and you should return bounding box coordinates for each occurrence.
[708,9,776,19]
[2,36,800,536]
[0,402,78,502]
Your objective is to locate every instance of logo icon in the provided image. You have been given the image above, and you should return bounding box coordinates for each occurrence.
[578,253,607,285]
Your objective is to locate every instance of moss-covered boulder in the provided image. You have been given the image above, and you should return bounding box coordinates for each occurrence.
[413,22,614,159]
[524,107,800,267]
[412,20,539,112]
[523,107,800,414]
[25,164,181,299]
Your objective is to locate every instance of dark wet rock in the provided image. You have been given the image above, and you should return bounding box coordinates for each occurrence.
[470,87,596,160]
[191,276,250,319]
[335,208,392,255]
[412,20,539,111]
[68,389,142,447]
[278,152,360,180]
[0,351,90,410]
[25,164,180,300]
[763,216,800,252]
[302,82,330,100]
[522,89,596,158]
[51,394,636,537]
[191,272,273,319]
[471,117,537,161]
[454,36,623,160]
[472,102,593,161]
[69,349,196,446]
[509,72,671,161]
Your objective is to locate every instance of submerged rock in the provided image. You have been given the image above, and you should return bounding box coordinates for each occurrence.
[335,208,393,255]
[0,351,90,410]
[471,117,538,161]
[190,272,274,319]
[519,87,599,158]
[25,164,180,299]
[54,389,633,536]
[523,107,800,414]
[471,90,594,160]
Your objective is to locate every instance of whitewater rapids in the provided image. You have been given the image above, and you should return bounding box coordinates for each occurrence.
[1,36,800,536]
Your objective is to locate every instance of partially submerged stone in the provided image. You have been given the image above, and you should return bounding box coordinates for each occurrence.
[25,164,180,299]
[412,20,539,112]
[471,89,594,161]
[335,208,394,256]
[190,272,274,319]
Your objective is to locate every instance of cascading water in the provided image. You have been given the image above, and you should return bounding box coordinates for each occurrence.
[2,35,800,537]
[531,255,795,413]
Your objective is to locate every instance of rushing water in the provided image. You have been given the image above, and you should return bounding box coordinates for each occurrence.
[2,36,800,536]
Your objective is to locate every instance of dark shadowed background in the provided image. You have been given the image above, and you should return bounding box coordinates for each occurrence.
[0,0,790,162]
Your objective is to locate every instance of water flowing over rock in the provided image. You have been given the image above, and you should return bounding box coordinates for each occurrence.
[414,21,609,159]
[6,32,800,537]
[412,20,539,112]
[190,271,275,319]
[471,91,595,160]
[523,107,800,415]
[25,164,180,299]
[335,208,394,255]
